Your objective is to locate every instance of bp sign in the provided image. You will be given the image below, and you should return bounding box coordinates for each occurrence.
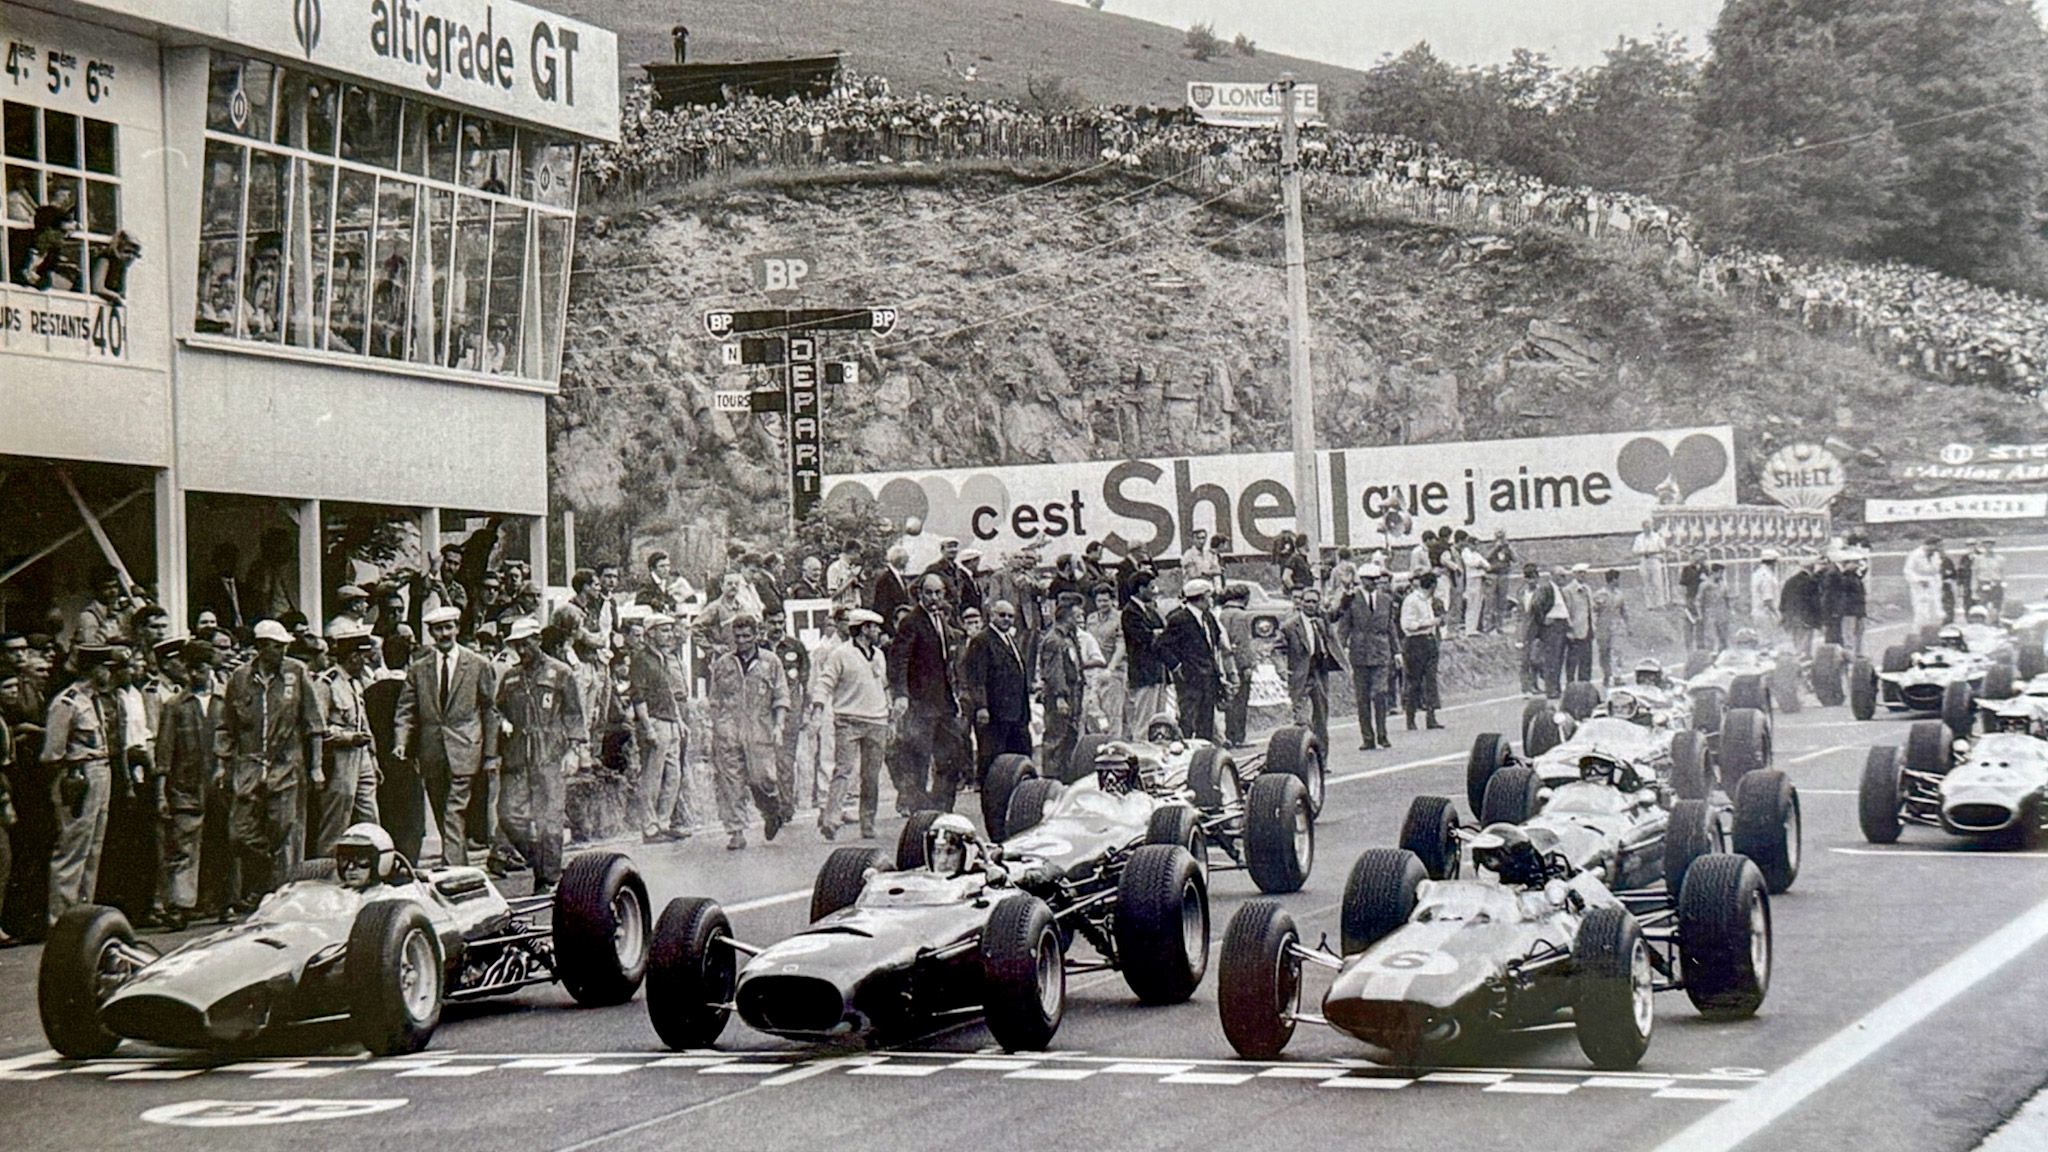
[1760,443,1845,510]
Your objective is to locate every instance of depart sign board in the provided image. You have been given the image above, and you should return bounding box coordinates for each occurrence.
[824,427,1736,557]
[79,0,620,140]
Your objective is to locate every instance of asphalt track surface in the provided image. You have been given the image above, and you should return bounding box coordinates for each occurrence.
[6,606,2048,1150]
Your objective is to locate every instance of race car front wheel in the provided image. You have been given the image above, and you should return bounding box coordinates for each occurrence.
[347,900,444,1056]
[1810,645,1846,708]
[646,896,736,1050]
[1479,764,1542,826]
[982,754,1038,841]
[1732,771,1801,894]
[1663,800,1718,895]
[38,905,136,1058]
[1244,773,1313,893]
[1677,855,1771,1020]
[1849,660,1878,721]
[1670,730,1710,802]
[982,895,1064,1051]
[1398,795,1460,881]
[1341,848,1424,957]
[1858,746,1904,844]
[1116,844,1209,1005]
[554,852,652,1007]
[1942,681,1976,738]
[1218,899,1300,1059]
[1575,907,1653,1070]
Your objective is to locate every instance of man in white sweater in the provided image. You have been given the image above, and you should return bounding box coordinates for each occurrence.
[809,609,891,840]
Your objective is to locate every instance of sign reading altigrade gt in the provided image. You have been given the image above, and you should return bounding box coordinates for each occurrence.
[824,427,1735,557]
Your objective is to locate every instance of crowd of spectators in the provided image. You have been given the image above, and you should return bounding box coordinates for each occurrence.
[580,70,2043,394]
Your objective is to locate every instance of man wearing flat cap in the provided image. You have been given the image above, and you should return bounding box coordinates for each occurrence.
[313,624,381,856]
[495,617,584,889]
[216,620,325,905]
[394,606,498,866]
[925,537,983,616]
[1162,579,1224,741]
[1334,563,1398,750]
[327,584,373,640]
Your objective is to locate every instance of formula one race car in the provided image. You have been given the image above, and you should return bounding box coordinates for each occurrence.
[644,812,1209,1052]
[980,723,1322,894]
[1526,661,1773,800]
[1851,624,2016,732]
[1217,828,1773,1070]
[1860,715,2048,848]
[37,827,651,1059]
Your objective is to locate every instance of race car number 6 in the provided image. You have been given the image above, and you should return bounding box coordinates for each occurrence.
[1364,949,1458,975]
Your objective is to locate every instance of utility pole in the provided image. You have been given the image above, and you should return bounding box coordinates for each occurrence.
[1278,75,1319,555]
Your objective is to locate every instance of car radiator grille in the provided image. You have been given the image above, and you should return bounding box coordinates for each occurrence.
[1947,803,2016,832]
[737,975,848,1034]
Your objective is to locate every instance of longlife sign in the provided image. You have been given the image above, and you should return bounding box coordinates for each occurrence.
[74,0,620,140]
[823,427,1736,556]
[1186,81,1322,128]
[1896,440,2048,483]
[1865,494,2048,523]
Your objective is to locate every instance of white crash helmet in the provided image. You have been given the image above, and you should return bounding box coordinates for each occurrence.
[1936,625,1965,649]
[1145,712,1184,744]
[333,822,397,889]
[1633,658,1665,687]
[925,813,981,877]
[1967,605,1991,623]
[1732,627,1761,650]
[1607,689,1642,721]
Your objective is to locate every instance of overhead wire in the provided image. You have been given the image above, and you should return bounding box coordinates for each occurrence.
[1643,93,2040,189]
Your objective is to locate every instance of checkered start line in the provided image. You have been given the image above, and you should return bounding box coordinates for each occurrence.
[0,1049,1764,1101]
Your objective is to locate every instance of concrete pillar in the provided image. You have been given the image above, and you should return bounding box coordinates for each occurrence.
[528,514,549,609]
[298,498,322,630]
[155,471,188,633]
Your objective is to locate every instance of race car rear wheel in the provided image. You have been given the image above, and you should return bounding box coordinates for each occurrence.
[1067,734,1112,786]
[1398,795,1460,880]
[982,754,1038,842]
[554,852,652,1007]
[1728,674,1769,715]
[1811,645,1846,707]
[1858,746,1904,844]
[1691,689,1724,735]
[1525,709,1563,759]
[285,858,338,884]
[1905,720,1953,775]
[1244,773,1313,894]
[347,900,444,1056]
[1719,707,1770,793]
[1984,663,2017,701]
[1188,747,1239,813]
[1683,650,1714,680]
[1006,778,1061,837]
[1670,729,1710,802]
[982,895,1064,1051]
[1850,659,1878,721]
[1521,696,1551,745]
[1733,770,1801,894]
[2020,629,2047,681]
[1574,906,1653,1070]
[1218,899,1300,1058]
[1677,855,1771,1020]
[1770,661,1802,715]
[1341,848,1424,957]
[1265,725,1326,816]
[1116,844,1209,1005]
[1664,799,1718,894]
[1146,804,1205,868]
[38,905,135,1058]
[1561,681,1602,722]
[1467,732,1510,817]
[1917,624,1943,652]
[1942,680,1976,737]
[1479,764,1542,826]
[811,846,887,922]
[646,896,735,1050]
[896,810,943,871]
[1881,644,1911,675]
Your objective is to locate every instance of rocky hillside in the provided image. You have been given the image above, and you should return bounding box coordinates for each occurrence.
[554,162,2048,564]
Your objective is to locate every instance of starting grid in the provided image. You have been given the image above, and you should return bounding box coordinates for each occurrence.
[0,1048,1763,1101]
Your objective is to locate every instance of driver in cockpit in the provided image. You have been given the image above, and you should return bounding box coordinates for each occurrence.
[1633,658,1667,690]
[926,814,988,878]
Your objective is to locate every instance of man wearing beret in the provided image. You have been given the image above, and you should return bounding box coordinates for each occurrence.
[395,606,498,866]
[216,620,325,905]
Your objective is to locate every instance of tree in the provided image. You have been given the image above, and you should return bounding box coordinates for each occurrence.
[1568,33,1700,192]
[1186,22,1223,62]
[1345,43,1577,185]
[1234,33,1257,57]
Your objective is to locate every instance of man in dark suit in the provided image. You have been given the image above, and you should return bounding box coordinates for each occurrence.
[888,574,957,813]
[1162,579,1223,741]
[1120,571,1171,738]
[151,640,218,929]
[1277,587,1344,748]
[1530,566,1569,696]
[394,605,499,866]
[870,546,913,633]
[366,633,422,863]
[1334,564,1398,750]
[924,538,984,616]
[958,598,1032,776]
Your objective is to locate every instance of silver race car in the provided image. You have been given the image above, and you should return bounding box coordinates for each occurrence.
[1850,623,2015,732]
[1861,702,2048,848]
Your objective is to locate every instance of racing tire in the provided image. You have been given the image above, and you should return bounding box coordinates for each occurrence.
[1904,720,1953,776]
[1218,898,1300,1058]
[1664,799,1718,895]
[1574,906,1654,1071]
[1525,709,1563,759]
[285,858,338,884]
[1677,854,1771,1019]
[1561,681,1602,722]
[896,810,944,871]
[1810,645,1845,707]
[646,896,736,1050]
[38,905,134,1058]
[1188,747,1240,813]
[2020,630,2046,681]
[347,900,444,1057]
[1683,650,1714,680]
[1718,707,1770,794]
[1850,659,1878,721]
[1243,773,1314,894]
[1521,697,1551,746]
[1479,764,1543,826]
[1918,624,1943,653]
[1067,734,1112,786]
[1398,795,1461,881]
[1770,661,1802,715]
[1732,770,1801,895]
[1341,848,1425,957]
[1466,733,1511,818]
[1881,644,1911,675]
[1265,725,1326,817]
[1942,680,1975,738]
[981,895,1065,1051]
[1858,746,1904,844]
[1691,689,1724,736]
[553,852,652,1007]
[1146,803,1205,864]
[982,754,1038,842]
[811,846,887,922]
[1115,844,1210,1005]
[1670,729,1710,802]
[1727,674,1769,715]
[1983,663,2017,702]
[1006,778,1061,837]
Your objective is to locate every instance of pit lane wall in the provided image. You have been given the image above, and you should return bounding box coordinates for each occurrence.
[823,426,1736,558]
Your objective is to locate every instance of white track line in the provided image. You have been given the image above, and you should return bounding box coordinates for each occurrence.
[1330,752,1463,786]
[1831,848,2048,859]
[1651,889,2048,1152]
[1785,745,1853,764]
[724,889,809,913]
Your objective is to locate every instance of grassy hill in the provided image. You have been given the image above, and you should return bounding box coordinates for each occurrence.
[559,0,1373,110]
